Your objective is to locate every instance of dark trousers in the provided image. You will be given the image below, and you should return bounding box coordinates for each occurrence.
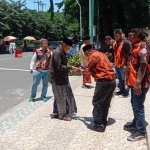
[131,87,149,134]
[92,79,116,126]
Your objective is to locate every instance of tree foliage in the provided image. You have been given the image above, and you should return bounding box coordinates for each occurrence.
[0,0,79,40]
[54,0,150,38]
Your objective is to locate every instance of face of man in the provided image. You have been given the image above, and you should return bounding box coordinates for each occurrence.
[128,32,140,45]
[105,39,111,45]
[62,44,71,53]
[41,41,48,49]
[84,50,92,57]
[114,33,122,42]
[84,39,90,45]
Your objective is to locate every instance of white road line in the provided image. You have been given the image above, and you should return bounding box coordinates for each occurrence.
[0,68,30,72]
[0,55,32,60]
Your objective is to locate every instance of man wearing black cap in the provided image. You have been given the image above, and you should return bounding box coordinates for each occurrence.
[80,37,92,88]
[80,44,116,132]
[113,29,131,97]
[49,38,78,121]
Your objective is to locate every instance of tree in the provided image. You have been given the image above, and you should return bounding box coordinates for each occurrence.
[0,0,79,40]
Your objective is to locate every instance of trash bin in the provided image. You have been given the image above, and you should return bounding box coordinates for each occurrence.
[15,49,22,58]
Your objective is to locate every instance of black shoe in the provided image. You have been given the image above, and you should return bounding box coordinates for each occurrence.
[123,123,136,131]
[114,91,123,95]
[93,124,106,132]
[127,131,146,141]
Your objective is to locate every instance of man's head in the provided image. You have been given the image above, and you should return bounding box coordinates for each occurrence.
[83,44,93,57]
[128,26,146,45]
[105,36,112,45]
[83,37,90,45]
[114,29,123,42]
[40,39,48,49]
[61,38,74,53]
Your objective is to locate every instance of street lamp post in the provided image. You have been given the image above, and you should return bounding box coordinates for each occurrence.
[76,0,82,41]
[89,0,94,45]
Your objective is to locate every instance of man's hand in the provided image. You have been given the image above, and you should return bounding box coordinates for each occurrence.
[71,66,80,71]
[30,69,33,74]
[134,82,142,95]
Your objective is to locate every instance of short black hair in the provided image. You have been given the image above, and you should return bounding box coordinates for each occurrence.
[128,26,147,40]
[105,36,112,40]
[114,29,122,34]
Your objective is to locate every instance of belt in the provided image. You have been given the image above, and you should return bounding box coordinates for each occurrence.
[97,78,114,82]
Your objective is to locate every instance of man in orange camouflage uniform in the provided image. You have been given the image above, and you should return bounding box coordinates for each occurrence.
[113,29,131,97]
[80,44,116,132]
[124,26,150,141]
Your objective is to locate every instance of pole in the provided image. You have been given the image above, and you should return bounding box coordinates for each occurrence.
[76,0,82,41]
[34,0,40,12]
[89,0,91,37]
[96,1,100,50]
[90,0,94,45]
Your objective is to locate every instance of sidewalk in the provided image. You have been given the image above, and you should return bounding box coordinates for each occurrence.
[0,76,149,150]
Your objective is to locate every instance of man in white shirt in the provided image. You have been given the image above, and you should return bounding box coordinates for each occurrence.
[80,37,92,88]
[29,39,51,102]
[9,41,16,54]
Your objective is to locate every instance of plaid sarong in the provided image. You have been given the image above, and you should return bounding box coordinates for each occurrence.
[52,82,77,115]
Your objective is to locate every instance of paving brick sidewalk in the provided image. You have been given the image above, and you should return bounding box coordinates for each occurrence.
[0,76,150,150]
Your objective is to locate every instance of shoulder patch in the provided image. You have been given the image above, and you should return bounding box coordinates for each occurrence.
[141,48,147,54]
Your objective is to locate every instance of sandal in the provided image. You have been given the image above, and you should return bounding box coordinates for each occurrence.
[58,116,71,121]
[50,114,59,119]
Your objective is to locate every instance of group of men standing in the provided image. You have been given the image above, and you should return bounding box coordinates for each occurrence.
[103,27,150,141]
[28,26,150,142]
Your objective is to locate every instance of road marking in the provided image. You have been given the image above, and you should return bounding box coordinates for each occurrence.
[0,68,30,72]
[0,55,32,60]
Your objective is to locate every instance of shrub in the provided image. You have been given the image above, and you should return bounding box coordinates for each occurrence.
[68,53,81,67]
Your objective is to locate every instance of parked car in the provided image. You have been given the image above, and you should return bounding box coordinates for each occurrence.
[49,41,59,49]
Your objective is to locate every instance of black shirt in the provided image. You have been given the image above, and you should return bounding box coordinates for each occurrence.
[107,45,114,62]
[49,46,72,85]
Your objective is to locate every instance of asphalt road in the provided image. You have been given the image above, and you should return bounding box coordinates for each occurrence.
[0,52,44,115]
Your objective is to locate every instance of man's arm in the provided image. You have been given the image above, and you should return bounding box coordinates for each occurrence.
[134,49,148,95]
[80,56,96,74]
[52,52,79,72]
[53,52,72,71]
[123,40,131,66]
[30,52,37,73]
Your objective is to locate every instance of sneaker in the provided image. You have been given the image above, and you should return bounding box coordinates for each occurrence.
[123,123,136,131]
[29,96,35,102]
[43,97,48,102]
[127,131,146,141]
[114,91,123,95]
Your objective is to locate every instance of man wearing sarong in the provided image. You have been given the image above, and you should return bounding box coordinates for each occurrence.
[80,44,116,132]
[124,26,150,141]
[49,38,78,121]
[80,37,92,88]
